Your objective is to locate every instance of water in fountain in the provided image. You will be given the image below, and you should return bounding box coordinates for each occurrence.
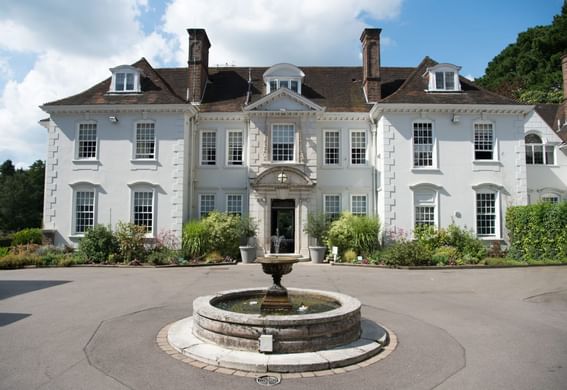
[271,228,285,254]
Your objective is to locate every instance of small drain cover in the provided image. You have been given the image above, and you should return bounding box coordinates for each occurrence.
[256,375,281,386]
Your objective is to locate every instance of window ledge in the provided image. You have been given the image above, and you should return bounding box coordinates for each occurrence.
[72,159,100,164]
[472,160,501,165]
[411,168,441,173]
[478,236,502,241]
[68,234,85,239]
[225,164,246,168]
[262,162,304,167]
[527,164,558,168]
[130,159,158,171]
[199,164,218,168]
[105,91,142,96]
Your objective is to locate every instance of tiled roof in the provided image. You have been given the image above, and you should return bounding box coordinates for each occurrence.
[555,103,567,143]
[535,104,561,128]
[380,57,521,105]
[43,56,523,111]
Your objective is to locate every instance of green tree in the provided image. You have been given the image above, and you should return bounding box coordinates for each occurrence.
[477,1,567,103]
[0,160,45,233]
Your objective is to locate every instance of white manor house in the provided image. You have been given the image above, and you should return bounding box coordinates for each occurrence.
[40,28,567,256]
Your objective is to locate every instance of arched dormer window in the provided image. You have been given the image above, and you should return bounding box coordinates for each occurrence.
[426,63,461,92]
[263,63,305,94]
[525,133,555,165]
[109,65,142,93]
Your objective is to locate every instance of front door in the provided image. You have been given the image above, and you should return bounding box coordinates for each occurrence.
[271,199,295,253]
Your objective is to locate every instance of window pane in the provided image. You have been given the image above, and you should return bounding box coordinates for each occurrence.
[525,134,542,144]
[476,192,496,236]
[445,72,455,90]
[541,195,559,204]
[351,131,366,165]
[435,72,444,89]
[545,145,554,165]
[533,145,544,164]
[474,123,494,160]
[272,124,294,161]
[415,206,435,227]
[200,194,215,218]
[351,195,367,216]
[116,73,125,91]
[135,123,155,159]
[134,191,153,233]
[226,194,243,215]
[279,80,289,89]
[413,122,433,167]
[324,131,340,165]
[201,131,216,165]
[78,123,97,159]
[75,191,94,233]
[290,80,299,92]
[324,195,341,220]
[227,131,243,165]
[525,145,534,164]
[126,73,134,90]
[269,80,277,92]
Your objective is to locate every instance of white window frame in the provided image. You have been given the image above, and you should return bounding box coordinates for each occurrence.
[69,182,98,237]
[540,193,560,204]
[474,189,501,238]
[200,130,217,166]
[271,124,296,163]
[226,130,244,166]
[350,130,367,166]
[525,133,555,165]
[133,120,156,160]
[413,189,438,229]
[199,193,216,218]
[266,78,302,94]
[75,121,98,160]
[128,182,157,237]
[473,121,497,161]
[226,194,244,215]
[109,65,141,93]
[350,194,368,216]
[427,64,462,91]
[323,194,341,220]
[412,120,436,169]
[323,129,340,166]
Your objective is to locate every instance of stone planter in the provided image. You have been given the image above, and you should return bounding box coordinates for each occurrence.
[309,246,326,263]
[239,246,257,263]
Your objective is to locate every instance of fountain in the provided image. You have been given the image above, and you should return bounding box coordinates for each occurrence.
[166,256,392,372]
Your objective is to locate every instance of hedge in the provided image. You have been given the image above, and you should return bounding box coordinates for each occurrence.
[506,202,567,261]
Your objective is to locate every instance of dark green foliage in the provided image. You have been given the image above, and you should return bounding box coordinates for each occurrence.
[381,239,434,267]
[78,225,118,263]
[506,202,567,261]
[0,160,45,233]
[11,228,43,246]
[201,211,242,259]
[414,224,486,261]
[0,247,9,257]
[477,2,567,103]
[303,212,330,246]
[238,215,257,246]
[0,253,41,269]
[326,213,380,256]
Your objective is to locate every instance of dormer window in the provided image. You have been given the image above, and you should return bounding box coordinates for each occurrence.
[109,65,142,93]
[426,64,461,92]
[263,63,305,95]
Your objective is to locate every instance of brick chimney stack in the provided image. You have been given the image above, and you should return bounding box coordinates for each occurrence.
[360,28,382,103]
[187,28,211,104]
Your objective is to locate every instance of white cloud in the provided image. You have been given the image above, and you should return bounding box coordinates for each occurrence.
[162,0,402,67]
[0,0,403,167]
[0,0,174,167]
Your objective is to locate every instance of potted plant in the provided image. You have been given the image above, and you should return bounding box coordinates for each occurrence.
[238,215,258,263]
[304,212,329,263]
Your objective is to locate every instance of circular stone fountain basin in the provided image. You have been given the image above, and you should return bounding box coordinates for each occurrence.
[193,288,361,353]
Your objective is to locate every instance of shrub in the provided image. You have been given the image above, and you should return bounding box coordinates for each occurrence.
[0,247,8,257]
[148,229,180,265]
[182,220,210,259]
[381,239,433,267]
[304,212,330,246]
[205,250,224,263]
[238,215,257,246]
[0,253,41,269]
[414,224,486,261]
[507,202,567,261]
[114,222,147,263]
[201,211,242,259]
[11,228,43,246]
[343,249,357,263]
[326,213,380,256]
[432,246,460,266]
[78,225,118,263]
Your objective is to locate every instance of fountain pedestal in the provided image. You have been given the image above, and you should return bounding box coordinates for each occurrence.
[257,257,298,313]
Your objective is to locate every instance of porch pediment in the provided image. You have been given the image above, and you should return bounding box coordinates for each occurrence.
[250,166,316,191]
[244,88,325,113]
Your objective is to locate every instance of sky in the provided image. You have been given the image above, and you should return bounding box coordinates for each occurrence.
[0,0,563,169]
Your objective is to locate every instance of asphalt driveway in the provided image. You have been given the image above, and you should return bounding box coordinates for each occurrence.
[1,264,566,390]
